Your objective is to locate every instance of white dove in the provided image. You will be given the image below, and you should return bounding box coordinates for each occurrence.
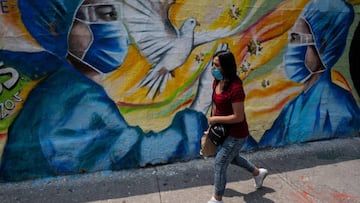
[120,0,251,99]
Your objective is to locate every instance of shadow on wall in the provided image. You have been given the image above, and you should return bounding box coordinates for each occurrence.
[350,20,360,96]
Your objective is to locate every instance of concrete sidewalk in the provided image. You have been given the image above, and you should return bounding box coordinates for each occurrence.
[1,137,360,203]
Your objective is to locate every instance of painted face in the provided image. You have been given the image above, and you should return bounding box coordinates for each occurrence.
[68,2,129,73]
[284,44,324,83]
[284,19,324,83]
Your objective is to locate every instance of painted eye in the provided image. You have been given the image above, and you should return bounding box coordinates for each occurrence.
[289,32,300,44]
[78,4,122,23]
[96,5,118,21]
[288,31,314,44]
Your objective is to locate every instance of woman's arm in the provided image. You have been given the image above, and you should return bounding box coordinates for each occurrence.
[209,101,245,125]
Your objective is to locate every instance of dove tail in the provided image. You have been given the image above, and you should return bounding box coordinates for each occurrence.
[137,70,172,100]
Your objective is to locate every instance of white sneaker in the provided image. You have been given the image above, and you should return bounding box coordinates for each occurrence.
[208,196,224,203]
[254,168,268,189]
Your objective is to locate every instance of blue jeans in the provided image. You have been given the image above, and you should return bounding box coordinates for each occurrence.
[214,136,256,196]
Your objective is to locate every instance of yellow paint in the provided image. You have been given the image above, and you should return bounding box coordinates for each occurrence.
[347,0,360,5]
[244,65,302,139]
[234,0,310,79]
[103,0,313,131]
[0,0,43,52]
[332,70,353,92]
[1,0,359,162]
[0,78,41,158]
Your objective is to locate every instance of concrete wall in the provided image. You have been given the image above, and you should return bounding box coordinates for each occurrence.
[0,0,359,181]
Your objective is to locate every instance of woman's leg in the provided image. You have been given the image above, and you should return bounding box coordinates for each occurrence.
[230,137,256,173]
[213,136,243,200]
[231,137,268,189]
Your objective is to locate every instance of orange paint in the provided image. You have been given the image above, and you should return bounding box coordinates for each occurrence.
[332,193,353,199]
[332,70,352,92]
[251,92,299,117]
[233,0,310,76]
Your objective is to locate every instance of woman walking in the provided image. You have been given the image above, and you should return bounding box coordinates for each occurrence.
[207,51,268,203]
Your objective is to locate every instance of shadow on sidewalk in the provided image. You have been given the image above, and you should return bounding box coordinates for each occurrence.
[1,137,359,203]
[224,187,276,203]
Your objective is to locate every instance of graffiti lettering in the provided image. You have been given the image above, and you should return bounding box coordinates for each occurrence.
[0,61,20,94]
[0,61,22,120]
[0,0,9,13]
[12,91,22,102]
[0,92,22,120]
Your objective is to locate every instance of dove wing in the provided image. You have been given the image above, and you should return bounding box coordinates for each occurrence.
[193,13,252,47]
[121,0,177,65]
[193,27,231,46]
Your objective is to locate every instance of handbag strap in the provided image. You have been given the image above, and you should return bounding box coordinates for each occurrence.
[210,82,231,130]
[211,86,215,117]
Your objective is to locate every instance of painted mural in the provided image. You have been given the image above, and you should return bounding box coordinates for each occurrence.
[0,0,359,181]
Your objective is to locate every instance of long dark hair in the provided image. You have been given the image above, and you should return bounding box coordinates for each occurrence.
[213,50,239,91]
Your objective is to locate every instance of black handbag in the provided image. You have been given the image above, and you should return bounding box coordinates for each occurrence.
[208,123,228,146]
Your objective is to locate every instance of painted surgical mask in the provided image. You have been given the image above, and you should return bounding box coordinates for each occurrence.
[68,3,129,73]
[284,31,324,83]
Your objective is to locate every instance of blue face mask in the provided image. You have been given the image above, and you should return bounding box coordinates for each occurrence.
[211,69,223,80]
[72,20,129,73]
[284,44,324,83]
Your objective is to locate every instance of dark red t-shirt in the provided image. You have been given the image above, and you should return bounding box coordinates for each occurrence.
[212,78,249,138]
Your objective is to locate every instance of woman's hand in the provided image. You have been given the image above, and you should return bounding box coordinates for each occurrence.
[208,117,216,125]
